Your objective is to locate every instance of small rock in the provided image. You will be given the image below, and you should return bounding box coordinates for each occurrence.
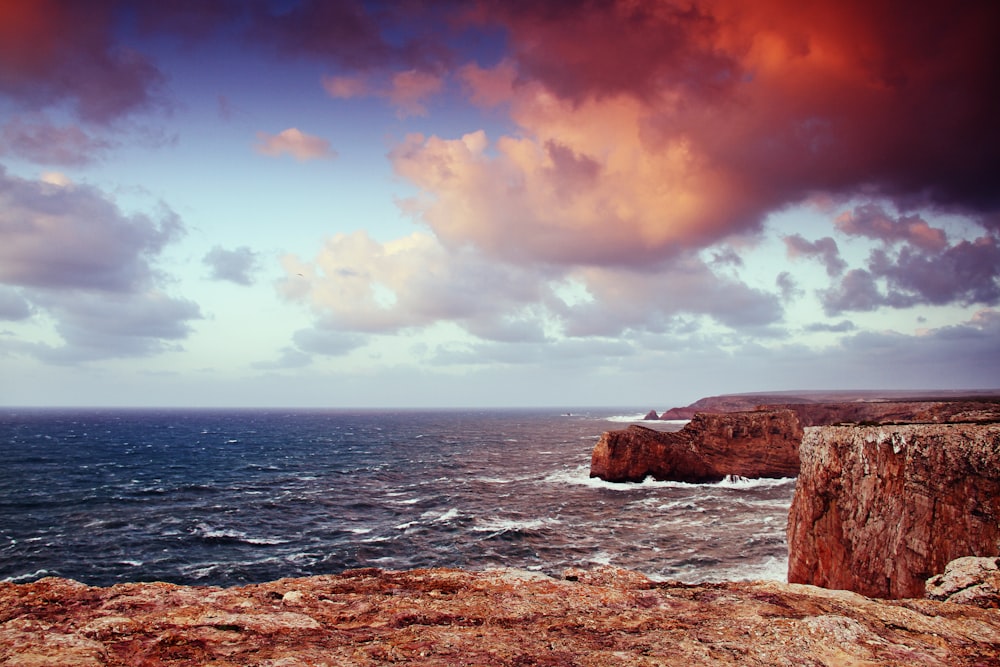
[926,556,1000,608]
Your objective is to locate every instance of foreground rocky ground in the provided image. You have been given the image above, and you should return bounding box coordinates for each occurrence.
[3,566,999,666]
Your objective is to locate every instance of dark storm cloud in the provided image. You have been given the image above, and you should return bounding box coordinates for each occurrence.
[468,0,1000,257]
[0,0,166,124]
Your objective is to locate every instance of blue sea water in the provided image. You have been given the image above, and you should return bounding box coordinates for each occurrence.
[0,408,794,588]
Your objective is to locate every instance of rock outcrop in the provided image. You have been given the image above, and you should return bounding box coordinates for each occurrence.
[788,423,1000,599]
[925,556,1000,608]
[590,409,802,483]
[3,567,1000,666]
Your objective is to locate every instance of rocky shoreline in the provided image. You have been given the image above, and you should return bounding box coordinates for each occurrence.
[4,392,1000,665]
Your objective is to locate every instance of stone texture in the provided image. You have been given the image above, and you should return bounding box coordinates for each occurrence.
[590,409,802,483]
[3,567,1000,666]
[788,423,1000,599]
[926,556,1000,608]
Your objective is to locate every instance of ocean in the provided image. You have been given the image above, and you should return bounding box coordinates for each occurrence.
[0,408,794,588]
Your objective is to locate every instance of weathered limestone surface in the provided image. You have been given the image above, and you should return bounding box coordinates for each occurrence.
[788,423,1000,599]
[590,409,802,483]
[3,567,1000,666]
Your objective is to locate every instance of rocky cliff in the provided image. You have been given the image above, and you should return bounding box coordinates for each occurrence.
[765,400,1000,427]
[3,566,1000,666]
[657,391,1000,422]
[590,409,802,483]
[787,422,1000,599]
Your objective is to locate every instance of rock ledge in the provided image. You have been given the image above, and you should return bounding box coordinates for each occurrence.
[3,567,1000,665]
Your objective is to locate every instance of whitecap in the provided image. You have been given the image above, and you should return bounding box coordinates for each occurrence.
[434,508,461,523]
[473,516,561,533]
[2,569,53,583]
[603,413,654,423]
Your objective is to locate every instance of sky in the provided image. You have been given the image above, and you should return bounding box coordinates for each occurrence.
[1,0,998,409]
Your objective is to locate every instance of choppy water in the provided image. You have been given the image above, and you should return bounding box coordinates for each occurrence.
[0,408,794,587]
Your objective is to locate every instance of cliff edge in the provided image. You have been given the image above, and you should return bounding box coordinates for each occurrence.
[788,422,1000,599]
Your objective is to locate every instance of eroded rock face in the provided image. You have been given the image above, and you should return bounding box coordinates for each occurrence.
[590,409,802,483]
[2,568,1000,666]
[788,423,1000,599]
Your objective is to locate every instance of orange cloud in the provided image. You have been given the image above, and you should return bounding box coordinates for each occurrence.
[321,74,371,99]
[393,0,999,269]
[322,69,444,117]
[255,128,335,161]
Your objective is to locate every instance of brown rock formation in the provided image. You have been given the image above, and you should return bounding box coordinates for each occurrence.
[590,409,802,483]
[3,567,1000,665]
[788,423,1000,599]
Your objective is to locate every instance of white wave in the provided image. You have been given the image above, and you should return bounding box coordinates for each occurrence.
[2,569,52,583]
[543,465,796,492]
[348,527,373,534]
[191,523,286,545]
[473,516,562,533]
[702,555,789,583]
[118,560,144,567]
[435,508,461,523]
[713,475,797,490]
[603,413,655,423]
[387,496,423,505]
[588,551,614,566]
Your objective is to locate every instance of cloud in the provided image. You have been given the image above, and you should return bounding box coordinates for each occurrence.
[390,1,1000,273]
[21,289,201,364]
[278,230,551,342]
[556,259,784,337]
[0,0,166,124]
[255,128,336,161]
[0,288,31,321]
[0,169,200,362]
[322,75,372,99]
[322,69,444,117]
[804,320,855,333]
[820,269,887,315]
[387,69,444,117]
[291,327,366,356]
[775,272,801,301]
[835,204,948,251]
[868,236,1000,308]
[819,224,1000,314]
[203,246,259,286]
[783,235,846,277]
[0,116,114,165]
[0,168,182,291]
[279,228,783,348]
